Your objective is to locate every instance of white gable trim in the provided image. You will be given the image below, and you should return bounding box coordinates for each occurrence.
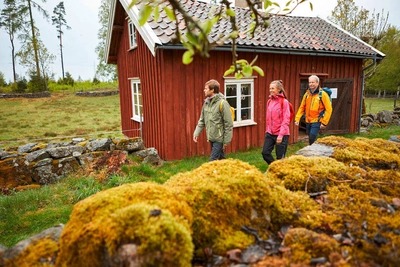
[319,16,386,58]
[119,0,161,56]
[105,0,161,61]
[104,0,117,62]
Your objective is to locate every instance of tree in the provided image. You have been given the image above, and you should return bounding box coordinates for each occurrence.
[18,32,55,91]
[328,0,389,48]
[52,1,70,80]
[366,27,400,95]
[0,0,27,85]
[0,71,7,87]
[95,0,117,82]
[20,0,49,78]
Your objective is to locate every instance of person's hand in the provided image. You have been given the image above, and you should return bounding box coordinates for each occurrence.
[223,143,228,149]
[295,121,299,126]
[193,136,198,143]
[320,124,326,130]
[276,138,282,144]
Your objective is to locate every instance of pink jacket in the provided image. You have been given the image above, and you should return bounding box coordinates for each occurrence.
[266,93,291,138]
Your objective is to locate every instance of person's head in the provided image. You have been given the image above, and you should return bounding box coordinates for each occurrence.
[269,80,287,98]
[204,79,220,97]
[308,75,320,91]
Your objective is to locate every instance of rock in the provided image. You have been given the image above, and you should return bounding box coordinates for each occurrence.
[17,143,38,153]
[377,110,393,123]
[85,138,112,151]
[295,143,334,158]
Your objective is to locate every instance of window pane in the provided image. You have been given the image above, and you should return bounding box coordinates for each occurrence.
[226,84,237,109]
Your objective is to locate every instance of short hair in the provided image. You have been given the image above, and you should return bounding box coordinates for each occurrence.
[205,79,220,93]
[309,75,320,83]
[270,80,287,98]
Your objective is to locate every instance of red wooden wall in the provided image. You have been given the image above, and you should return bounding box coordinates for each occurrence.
[115,14,364,160]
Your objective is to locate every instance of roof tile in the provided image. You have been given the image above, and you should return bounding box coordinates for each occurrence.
[144,0,382,58]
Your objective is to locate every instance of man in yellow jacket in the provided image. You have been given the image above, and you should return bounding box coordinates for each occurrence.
[294,75,333,145]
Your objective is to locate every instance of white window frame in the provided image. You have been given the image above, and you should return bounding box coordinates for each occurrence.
[128,20,137,49]
[130,78,143,122]
[224,77,257,127]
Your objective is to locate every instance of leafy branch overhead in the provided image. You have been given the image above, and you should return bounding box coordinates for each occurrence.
[128,0,312,78]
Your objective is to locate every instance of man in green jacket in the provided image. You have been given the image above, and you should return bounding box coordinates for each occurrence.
[193,79,234,161]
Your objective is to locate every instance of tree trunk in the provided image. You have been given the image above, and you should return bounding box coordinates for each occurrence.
[28,0,41,78]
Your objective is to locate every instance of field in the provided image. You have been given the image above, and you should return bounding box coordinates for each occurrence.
[0,92,124,149]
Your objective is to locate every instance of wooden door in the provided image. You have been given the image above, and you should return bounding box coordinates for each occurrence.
[322,78,353,134]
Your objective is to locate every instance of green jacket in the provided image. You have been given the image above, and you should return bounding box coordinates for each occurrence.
[193,93,233,144]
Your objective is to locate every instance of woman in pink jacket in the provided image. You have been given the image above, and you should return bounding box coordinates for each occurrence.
[261,80,291,165]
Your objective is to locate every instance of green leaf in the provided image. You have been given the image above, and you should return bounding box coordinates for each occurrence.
[230,31,238,38]
[182,50,194,65]
[309,2,313,11]
[235,72,243,79]
[271,2,280,7]
[186,31,198,44]
[128,0,138,9]
[163,7,175,21]
[236,59,249,65]
[154,6,159,21]
[226,9,235,17]
[139,5,153,25]
[252,66,264,76]
[223,65,235,76]
[242,65,252,77]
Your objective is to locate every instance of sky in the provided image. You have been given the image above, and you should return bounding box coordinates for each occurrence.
[0,0,399,83]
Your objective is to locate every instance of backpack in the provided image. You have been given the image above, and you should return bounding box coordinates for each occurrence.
[318,87,332,117]
[267,97,294,122]
[219,100,235,121]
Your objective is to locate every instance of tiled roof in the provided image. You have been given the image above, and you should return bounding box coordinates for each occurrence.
[145,0,384,58]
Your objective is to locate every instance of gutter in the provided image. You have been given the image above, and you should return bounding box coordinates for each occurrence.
[358,58,376,134]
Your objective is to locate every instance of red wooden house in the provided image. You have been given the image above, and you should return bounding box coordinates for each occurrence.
[105,0,385,160]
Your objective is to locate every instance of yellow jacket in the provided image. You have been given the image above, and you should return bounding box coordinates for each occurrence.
[295,88,332,125]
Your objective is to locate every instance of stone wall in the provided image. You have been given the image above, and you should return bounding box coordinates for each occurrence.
[75,90,119,97]
[360,107,400,132]
[0,137,162,190]
[0,92,51,98]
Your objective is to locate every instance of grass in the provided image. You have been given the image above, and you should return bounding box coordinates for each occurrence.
[0,94,399,248]
[364,97,398,114]
[0,91,123,149]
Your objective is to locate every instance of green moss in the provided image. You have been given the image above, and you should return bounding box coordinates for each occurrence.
[56,182,193,266]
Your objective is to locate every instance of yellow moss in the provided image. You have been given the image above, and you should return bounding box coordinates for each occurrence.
[31,143,47,151]
[317,136,400,170]
[283,227,340,264]
[267,155,349,192]
[164,159,326,256]
[56,182,193,267]
[5,238,59,267]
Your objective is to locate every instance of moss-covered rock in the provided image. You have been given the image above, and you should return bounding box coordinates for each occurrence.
[56,182,193,267]
[317,136,400,170]
[283,227,341,264]
[164,159,324,256]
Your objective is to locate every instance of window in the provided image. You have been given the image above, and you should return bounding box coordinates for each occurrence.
[128,20,137,49]
[224,78,255,126]
[130,79,142,122]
